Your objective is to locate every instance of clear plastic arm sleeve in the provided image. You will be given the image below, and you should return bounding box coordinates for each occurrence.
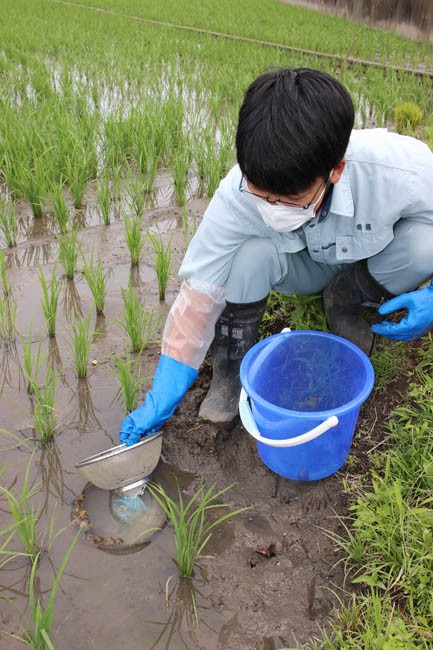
[162,279,226,370]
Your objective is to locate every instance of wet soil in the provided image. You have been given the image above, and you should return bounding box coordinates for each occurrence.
[0,188,417,649]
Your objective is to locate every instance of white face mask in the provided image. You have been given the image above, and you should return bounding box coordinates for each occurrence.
[256,201,315,232]
[254,177,331,233]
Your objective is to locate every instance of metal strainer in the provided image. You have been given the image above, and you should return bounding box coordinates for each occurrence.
[75,432,162,494]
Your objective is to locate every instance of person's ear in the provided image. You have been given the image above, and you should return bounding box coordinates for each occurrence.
[330,159,346,184]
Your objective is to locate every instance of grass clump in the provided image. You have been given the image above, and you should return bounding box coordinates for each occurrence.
[0,199,18,247]
[39,265,61,338]
[110,351,145,414]
[32,365,57,444]
[70,311,94,378]
[118,284,160,353]
[0,454,41,564]
[393,102,423,135]
[82,250,111,316]
[147,231,172,301]
[50,183,70,235]
[124,214,145,266]
[58,228,80,280]
[4,536,78,650]
[148,481,248,578]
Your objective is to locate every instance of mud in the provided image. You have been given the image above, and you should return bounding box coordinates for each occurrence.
[0,185,416,649]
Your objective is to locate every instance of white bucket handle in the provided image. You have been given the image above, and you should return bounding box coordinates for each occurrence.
[239,388,339,448]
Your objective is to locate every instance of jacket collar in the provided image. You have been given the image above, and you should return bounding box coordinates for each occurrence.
[329,164,354,217]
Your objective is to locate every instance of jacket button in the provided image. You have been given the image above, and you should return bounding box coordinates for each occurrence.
[341,246,348,253]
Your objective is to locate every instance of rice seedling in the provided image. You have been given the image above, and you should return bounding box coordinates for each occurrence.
[147,231,172,301]
[96,172,112,225]
[0,453,41,564]
[58,228,80,280]
[118,284,160,353]
[126,168,148,217]
[124,214,144,267]
[65,145,91,210]
[50,183,70,234]
[39,265,61,338]
[147,481,248,578]
[0,250,11,297]
[110,350,145,414]
[0,199,18,247]
[3,534,78,650]
[171,144,191,206]
[20,323,47,394]
[134,139,158,193]
[18,158,46,219]
[70,310,94,378]
[82,250,112,316]
[32,365,57,444]
[0,292,17,343]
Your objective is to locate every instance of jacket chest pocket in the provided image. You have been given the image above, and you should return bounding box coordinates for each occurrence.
[336,227,394,262]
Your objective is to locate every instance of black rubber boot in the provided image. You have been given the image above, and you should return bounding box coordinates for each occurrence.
[199,296,269,424]
[323,260,394,356]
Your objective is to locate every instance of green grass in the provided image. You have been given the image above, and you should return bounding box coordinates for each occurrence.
[32,365,57,444]
[124,214,145,267]
[82,250,112,315]
[39,265,61,338]
[147,480,248,578]
[3,534,78,650]
[118,284,160,353]
[58,229,80,280]
[70,311,94,378]
[110,350,145,413]
[0,454,41,564]
[0,199,17,247]
[147,231,172,301]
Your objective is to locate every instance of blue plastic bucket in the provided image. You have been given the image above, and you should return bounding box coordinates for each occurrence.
[239,330,375,481]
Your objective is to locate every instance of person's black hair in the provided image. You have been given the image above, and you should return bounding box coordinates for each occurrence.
[236,67,354,195]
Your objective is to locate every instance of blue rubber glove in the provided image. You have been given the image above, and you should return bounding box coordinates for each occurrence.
[371,283,433,341]
[119,354,198,446]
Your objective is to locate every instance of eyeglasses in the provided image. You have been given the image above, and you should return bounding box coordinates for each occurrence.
[239,174,329,210]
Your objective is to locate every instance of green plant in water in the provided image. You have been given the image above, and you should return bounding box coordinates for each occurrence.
[0,199,18,247]
[19,158,46,219]
[58,228,80,280]
[124,214,144,266]
[70,310,94,378]
[110,351,145,414]
[32,365,57,444]
[39,265,61,338]
[126,168,148,216]
[82,250,111,315]
[20,323,47,395]
[118,284,160,353]
[3,535,78,650]
[171,144,191,206]
[393,102,423,135]
[147,481,248,578]
[0,292,17,342]
[147,231,172,301]
[0,453,41,564]
[97,172,112,225]
[50,183,70,234]
[0,250,12,296]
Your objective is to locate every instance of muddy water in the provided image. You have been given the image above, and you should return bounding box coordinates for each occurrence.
[0,188,350,649]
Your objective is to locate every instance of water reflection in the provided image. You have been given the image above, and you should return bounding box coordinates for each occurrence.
[61,278,83,321]
[5,241,57,270]
[147,578,214,650]
[74,377,103,433]
[37,440,75,513]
